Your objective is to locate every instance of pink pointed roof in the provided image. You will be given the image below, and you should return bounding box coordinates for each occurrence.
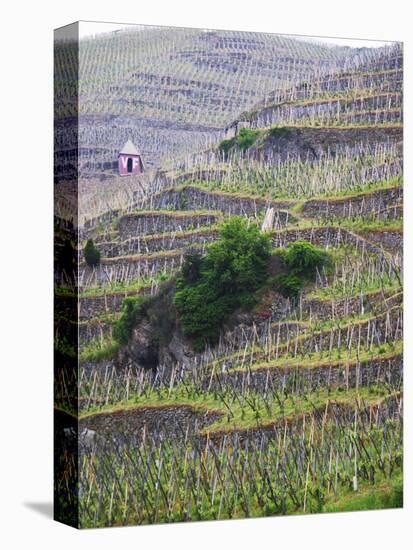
[119,139,141,156]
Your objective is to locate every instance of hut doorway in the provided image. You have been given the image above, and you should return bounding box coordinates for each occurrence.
[127,158,133,173]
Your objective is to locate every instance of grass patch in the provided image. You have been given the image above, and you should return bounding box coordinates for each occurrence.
[323,474,403,513]
[79,337,119,362]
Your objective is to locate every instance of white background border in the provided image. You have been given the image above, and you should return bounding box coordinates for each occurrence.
[0,1,410,548]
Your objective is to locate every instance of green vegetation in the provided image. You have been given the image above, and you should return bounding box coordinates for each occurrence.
[80,380,388,433]
[218,137,235,156]
[78,272,170,298]
[79,337,119,363]
[56,35,403,530]
[219,128,260,156]
[174,217,271,350]
[83,239,101,267]
[275,240,331,298]
[113,296,147,345]
[323,475,403,513]
[236,127,259,150]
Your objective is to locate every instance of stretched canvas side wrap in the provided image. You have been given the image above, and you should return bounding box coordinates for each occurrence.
[54,21,403,529]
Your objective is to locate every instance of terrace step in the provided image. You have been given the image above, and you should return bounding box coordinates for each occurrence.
[211,352,403,395]
[78,285,156,319]
[79,250,185,289]
[356,229,402,253]
[96,227,218,258]
[143,185,298,221]
[301,185,403,219]
[118,210,220,238]
[213,306,403,370]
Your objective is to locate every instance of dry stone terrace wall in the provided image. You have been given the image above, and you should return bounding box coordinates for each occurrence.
[80,208,121,241]
[143,186,296,227]
[248,93,402,128]
[118,211,219,238]
[244,66,403,123]
[97,229,218,258]
[76,289,401,349]
[155,168,228,188]
[205,395,402,445]
[272,226,384,255]
[361,230,403,253]
[300,290,402,322]
[211,353,402,395]
[379,204,403,221]
[79,293,126,320]
[221,320,309,351]
[301,186,403,219]
[79,319,113,345]
[312,68,403,93]
[217,306,403,369]
[216,291,402,350]
[79,251,184,288]
[252,126,403,163]
[79,286,156,319]
[79,406,223,442]
[340,110,401,125]
[79,294,125,319]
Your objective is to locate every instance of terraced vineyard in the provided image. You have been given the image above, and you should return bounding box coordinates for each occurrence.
[55,26,396,181]
[54,27,403,529]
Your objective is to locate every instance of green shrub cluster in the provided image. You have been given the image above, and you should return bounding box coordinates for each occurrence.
[83,239,101,267]
[113,296,147,345]
[173,217,271,350]
[218,137,235,155]
[218,128,259,156]
[275,240,330,299]
[113,281,176,348]
[236,127,259,150]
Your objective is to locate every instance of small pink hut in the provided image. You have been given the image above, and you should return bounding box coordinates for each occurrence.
[118,139,144,176]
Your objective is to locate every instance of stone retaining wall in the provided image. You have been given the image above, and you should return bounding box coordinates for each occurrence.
[300,290,402,321]
[216,353,402,395]
[250,93,402,128]
[98,229,218,258]
[362,230,402,253]
[118,211,219,238]
[302,187,403,219]
[80,405,222,442]
[79,319,113,345]
[79,288,154,319]
[144,186,295,222]
[272,226,384,255]
[79,252,184,288]
[220,306,403,368]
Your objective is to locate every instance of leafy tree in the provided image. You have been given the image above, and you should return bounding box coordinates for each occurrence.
[181,253,202,284]
[174,217,271,350]
[83,239,101,267]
